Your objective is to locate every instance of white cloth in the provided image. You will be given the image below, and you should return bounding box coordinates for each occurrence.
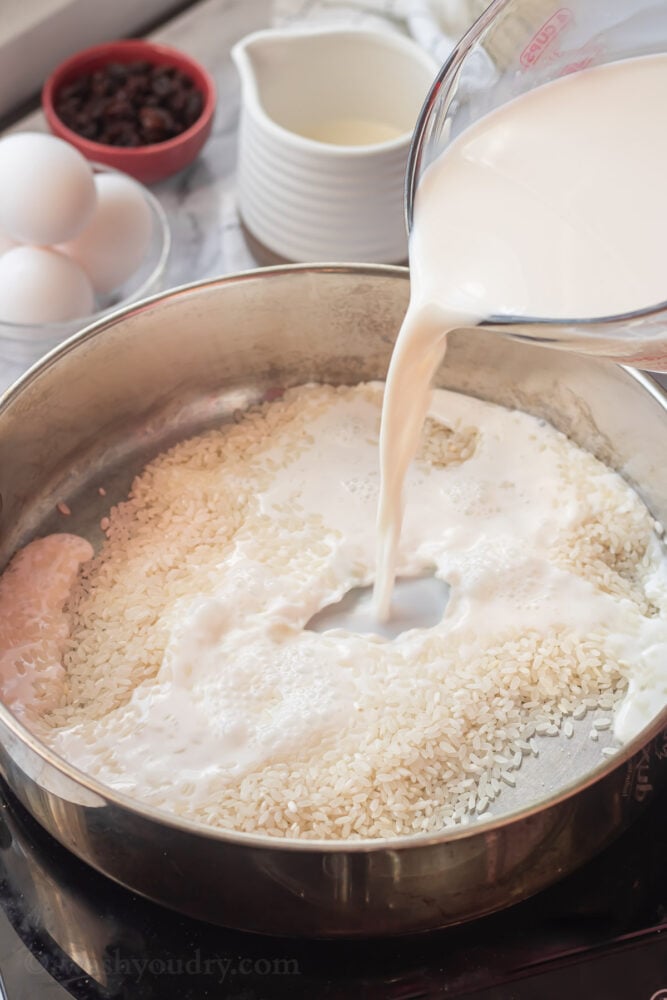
[272,0,475,60]
[271,0,496,88]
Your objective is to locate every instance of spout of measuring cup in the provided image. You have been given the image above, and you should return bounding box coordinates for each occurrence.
[481,316,667,373]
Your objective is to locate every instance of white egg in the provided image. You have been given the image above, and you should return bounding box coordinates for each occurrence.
[0,246,95,324]
[59,173,153,295]
[0,132,96,245]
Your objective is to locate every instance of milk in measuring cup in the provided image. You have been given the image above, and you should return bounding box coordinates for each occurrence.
[375,53,667,617]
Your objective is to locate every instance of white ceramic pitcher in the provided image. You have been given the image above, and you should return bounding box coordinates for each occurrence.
[232,28,437,264]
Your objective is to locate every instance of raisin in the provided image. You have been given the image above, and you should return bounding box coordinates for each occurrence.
[151,75,174,98]
[104,96,134,120]
[90,71,111,98]
[106,62,129,84]
[139,106,173,131]
[76,120,100,140]
[54,58,204,147]
[183,91,203,126]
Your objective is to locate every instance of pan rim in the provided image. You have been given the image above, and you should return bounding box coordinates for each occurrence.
[1,261,666,854]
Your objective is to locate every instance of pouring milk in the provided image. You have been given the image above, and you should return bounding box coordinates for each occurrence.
[375,53,667,618]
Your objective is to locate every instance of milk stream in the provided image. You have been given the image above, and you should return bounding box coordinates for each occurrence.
[374,54,667,732]
[375,53,667,604]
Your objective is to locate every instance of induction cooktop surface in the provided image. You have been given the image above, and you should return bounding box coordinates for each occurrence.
[0,776,666,999]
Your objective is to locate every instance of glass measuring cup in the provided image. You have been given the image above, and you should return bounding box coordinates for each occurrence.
[406,0,667,371]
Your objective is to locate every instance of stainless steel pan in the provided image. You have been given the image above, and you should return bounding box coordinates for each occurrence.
[1,264,666,937]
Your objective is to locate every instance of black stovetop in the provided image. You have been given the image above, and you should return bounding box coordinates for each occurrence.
[0,781,666,1000]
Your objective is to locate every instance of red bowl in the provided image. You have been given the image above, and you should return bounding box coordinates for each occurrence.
[42,39,216,184]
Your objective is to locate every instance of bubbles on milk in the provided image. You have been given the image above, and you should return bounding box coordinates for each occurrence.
[341,474,379,504]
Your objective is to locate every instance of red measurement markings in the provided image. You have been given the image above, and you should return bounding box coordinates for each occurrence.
[520,8,573,68]
[557,46,602,76]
